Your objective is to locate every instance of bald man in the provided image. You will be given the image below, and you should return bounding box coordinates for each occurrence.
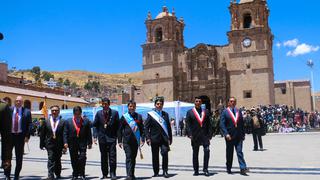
[4,96,32,180]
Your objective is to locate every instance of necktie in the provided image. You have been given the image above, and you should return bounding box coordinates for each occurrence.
[232,108,236,116]
[53,118,57,128]
[14,111,19,132]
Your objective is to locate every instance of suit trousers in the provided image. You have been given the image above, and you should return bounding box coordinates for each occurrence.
[192,144,210,172]
[151,143,169,174]
[99,142,117,176]
[123,143,138,177]
[225,139,247,170]
[47,147,63,178]
[69,145,87,177]
[4,133,25,178]
[252,133,263,150]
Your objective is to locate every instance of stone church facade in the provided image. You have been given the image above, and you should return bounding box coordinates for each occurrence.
[142,0,275,109]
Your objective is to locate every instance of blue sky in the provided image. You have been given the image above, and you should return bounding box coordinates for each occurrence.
[0,0,319,91]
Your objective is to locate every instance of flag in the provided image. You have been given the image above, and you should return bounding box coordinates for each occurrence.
[41,96,48,119]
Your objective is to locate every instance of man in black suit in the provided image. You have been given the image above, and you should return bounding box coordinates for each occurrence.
[4,96,32,180]
[40,105,66,180]
[144,97,172,178]
[93,98,119,180]
[250,108,264,151]
[64,106,92,180]
[185,97,212,176]
[220,97,248,176]
[118,100,145,180]
[0,99,12,178]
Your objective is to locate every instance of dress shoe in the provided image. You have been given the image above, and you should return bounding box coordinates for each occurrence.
[193,171,199,176]
[152,173,159,177]
[80,176,87,180]
[227,169,232,174]
[71,176,77,180]
[55,174,61,179]
[163,171,169,178]
[240,169,249,176]
[110,173,117,180]
[125,176,132,180]
[100,175,108,179]
[253,148,258,151]
[46,177,54,180]
[203,170,210,176]
[5,176,11,180]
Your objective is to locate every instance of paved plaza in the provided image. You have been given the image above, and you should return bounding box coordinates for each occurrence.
[1,132,319,180]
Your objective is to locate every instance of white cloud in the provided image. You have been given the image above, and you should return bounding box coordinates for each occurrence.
[286,43,320,57]
[283,38,299,47]
[276,42,281,48]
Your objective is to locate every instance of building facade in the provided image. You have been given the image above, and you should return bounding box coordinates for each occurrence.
[142,0,274,109]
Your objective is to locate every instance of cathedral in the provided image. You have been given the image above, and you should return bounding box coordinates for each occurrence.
[141,0,275,109]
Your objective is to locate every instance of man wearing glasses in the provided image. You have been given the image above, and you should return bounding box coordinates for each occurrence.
[93,98,119,180]
[40,105,66,180]
[220,97,248,176]
[5,96,32,180]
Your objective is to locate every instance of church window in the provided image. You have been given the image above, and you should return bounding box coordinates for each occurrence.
[243,90,252,99]
[243,13,252,29]
[281,87,286,94]
[155,28,163,42]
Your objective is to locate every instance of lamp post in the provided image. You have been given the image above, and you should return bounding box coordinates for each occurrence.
[307,59,315,111]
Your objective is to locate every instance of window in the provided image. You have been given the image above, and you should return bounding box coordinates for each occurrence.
[243,90,252,99]
[243,13,252,29]
[281,87,286,94]
[155,28,163,42]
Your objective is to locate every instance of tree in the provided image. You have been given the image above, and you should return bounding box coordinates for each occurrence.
[70,82,78,89]
[63,78,71,87]
[84,82,92,90]
[41,71,54,81]
[31,66,41,82]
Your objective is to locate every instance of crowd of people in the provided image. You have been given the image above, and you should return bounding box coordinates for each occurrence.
[241,105,320,134]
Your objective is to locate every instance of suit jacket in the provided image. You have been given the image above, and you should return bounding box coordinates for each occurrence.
[40,116,66,150]
[118,112,145,145]
[63,117,92,149]
[144,110,172,145]
[185,108,212,146]
[9,106,32,139]
[0,102,11,136]
[93,109,119,144]
[220,107,245,140]
[0,102,12,160]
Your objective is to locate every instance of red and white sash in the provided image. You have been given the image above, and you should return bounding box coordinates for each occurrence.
[192,108,206,127]
[72,116,83,137]
[226,107,239,127]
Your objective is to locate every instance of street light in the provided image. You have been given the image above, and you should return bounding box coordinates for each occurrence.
[307,59,315,111]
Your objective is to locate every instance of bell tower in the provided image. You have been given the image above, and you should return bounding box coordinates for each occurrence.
[142,6,185,101]
[226,0,275,106]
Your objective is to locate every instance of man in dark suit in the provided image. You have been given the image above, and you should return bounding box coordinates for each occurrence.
[185,97,212,176]
[40,105,66,180]
[64,106,92,180]
[250,108,264,151]
[144,97,172,178]
[220,97,248,176]
[118,100,145,180]
[4,96,32,180]
[93,98,119,180]
[0,99,12,178]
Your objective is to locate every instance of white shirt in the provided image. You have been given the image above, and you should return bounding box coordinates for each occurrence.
[12,107,22,133]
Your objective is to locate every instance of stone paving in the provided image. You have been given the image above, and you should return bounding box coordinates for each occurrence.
[1,132,320,180]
